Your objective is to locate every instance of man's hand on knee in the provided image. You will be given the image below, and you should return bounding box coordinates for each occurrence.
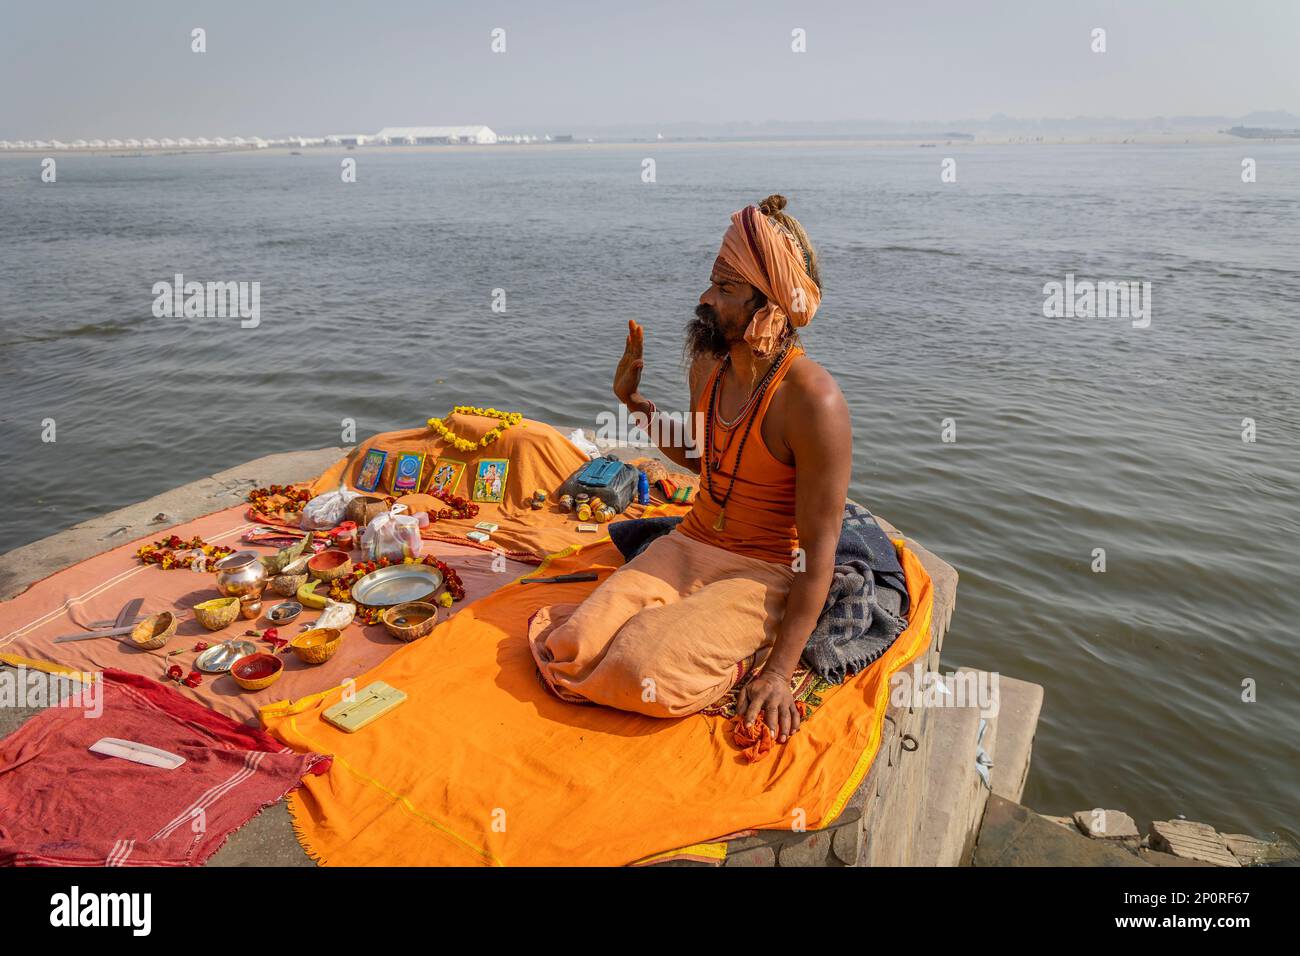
[737,672,801,744]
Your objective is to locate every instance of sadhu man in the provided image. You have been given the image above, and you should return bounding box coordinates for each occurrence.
[528,195,850,745]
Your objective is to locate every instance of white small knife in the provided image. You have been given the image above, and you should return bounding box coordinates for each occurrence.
[89,738,186,770]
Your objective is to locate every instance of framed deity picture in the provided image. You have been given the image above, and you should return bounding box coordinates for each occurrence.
[390,452,426,494]
[426,457,467,496]
[355,448,388,493]
[471,458,509,504]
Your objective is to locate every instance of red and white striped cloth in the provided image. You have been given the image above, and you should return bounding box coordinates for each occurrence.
[0,669,328,867]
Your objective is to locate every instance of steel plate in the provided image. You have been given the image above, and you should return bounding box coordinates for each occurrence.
[195,640,259,673]
[349,564,444,607]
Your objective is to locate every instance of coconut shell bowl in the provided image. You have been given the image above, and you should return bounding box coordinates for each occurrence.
[129,611,178,650]
[290,627,344,665]
[230,653,285,691]
[380,602,439,642]
[193,596,241,631]
[307,549,352,583]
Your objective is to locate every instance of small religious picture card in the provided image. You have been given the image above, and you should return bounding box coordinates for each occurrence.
[390,452,426,494]
[356,448,388,493]
[472,458,509,503]
[426,457,467,496]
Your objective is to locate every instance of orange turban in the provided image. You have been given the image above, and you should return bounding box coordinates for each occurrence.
[715,204,821,357]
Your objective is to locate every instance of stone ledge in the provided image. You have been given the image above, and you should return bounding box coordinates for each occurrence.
[2,442,970,868]
[0,447,347,601]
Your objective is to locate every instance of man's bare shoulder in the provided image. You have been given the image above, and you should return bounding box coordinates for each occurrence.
[784,354,848,417]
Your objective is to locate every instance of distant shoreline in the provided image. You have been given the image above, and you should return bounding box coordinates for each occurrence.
[3,131,1295,157]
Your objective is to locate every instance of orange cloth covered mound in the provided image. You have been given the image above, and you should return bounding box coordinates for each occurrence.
[307,413,684,561]
[260,537,934,867]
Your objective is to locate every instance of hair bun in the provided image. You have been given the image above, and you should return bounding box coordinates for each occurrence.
[758,194,788,215]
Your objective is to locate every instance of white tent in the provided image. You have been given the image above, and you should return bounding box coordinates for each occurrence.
[374,125,498,145]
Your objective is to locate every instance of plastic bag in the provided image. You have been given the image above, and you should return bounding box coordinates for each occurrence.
[316,599,357,631]
[362,504,424,562]
[301,483,361,530]
[567,428,601,460]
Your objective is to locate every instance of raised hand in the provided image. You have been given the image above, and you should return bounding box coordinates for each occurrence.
[613,319,646,407]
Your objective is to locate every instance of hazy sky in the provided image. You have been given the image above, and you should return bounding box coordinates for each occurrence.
[2,0,1298,138]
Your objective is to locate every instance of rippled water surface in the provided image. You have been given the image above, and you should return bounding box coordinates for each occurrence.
[1,143,1297,841]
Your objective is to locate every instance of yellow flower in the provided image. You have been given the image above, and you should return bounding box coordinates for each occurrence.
[436,592,453,608]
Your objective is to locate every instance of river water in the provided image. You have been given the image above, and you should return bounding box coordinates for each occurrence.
[1,141,1297,842]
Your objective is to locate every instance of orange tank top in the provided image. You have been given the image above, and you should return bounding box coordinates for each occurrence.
[677,346,802,564]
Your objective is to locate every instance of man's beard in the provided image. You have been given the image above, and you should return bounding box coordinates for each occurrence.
[685,304,731,361]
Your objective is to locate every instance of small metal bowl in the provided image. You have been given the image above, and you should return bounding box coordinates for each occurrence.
[195,639,260,673]
[267,600,303,624]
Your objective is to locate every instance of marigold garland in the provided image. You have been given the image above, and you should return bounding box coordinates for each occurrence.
[327,554,466,625]
[137,535,235,570]
[425,486,480,522]
[246,483,312,519]
[426,405,523,453]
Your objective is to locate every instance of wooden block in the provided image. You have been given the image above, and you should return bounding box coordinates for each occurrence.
[1221,833,1299,866]
[1149,820,1241,867]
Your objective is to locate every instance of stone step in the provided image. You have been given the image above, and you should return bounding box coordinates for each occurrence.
[974,794,1152,866]
[910,669,1045,865]
[983,674,1043,804]
[912,692,988,866]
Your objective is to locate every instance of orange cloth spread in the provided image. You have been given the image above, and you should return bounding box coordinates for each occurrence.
[305,414,689,561]
[259,537,936,867]
[678,346,802,564]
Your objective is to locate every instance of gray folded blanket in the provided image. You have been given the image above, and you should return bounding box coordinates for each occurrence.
[804,502,910,685]
[607,502,911,684]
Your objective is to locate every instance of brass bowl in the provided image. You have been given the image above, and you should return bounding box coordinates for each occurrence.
[291,627,343,665]
[307,549,352,582]
[129,611,177,650]
[193,596,241,631]
[213,550,268,600]
[380,602,439,642]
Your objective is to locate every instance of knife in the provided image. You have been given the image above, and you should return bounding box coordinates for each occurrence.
[116,598,144,628]
[87,616,148,628]
[88,597,145,629]
[53,624,138,643]
[519,572,600,585]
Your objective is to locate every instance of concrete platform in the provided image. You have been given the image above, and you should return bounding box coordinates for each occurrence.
[0,441,1031,867]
